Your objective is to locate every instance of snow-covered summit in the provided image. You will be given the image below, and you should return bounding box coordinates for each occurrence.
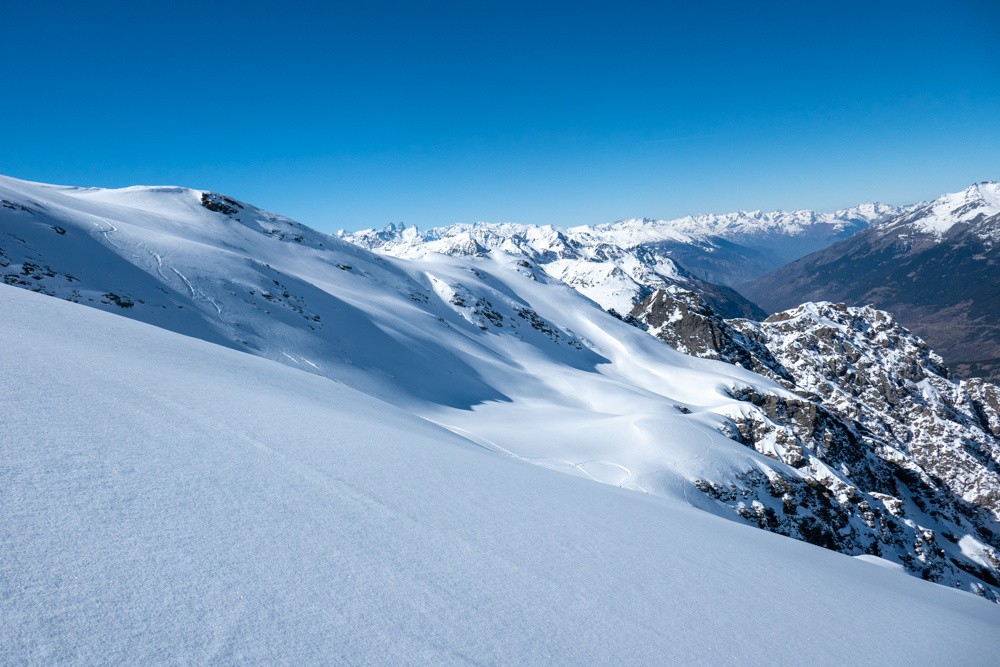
[345,200,904,316]
[740,181,1000,384]
[349,218,761,317]
[584,202,902,245]
[347,221,579,260]
[884,180,1000,238]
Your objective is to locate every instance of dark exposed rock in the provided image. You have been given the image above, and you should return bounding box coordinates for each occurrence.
[630,289,790,382]
[103,292,134,308]
[200,192,244,216]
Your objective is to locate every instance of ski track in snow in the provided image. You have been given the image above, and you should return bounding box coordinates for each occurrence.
[148,250,168,282]
[171,266,197,298]
[170,265,224,316]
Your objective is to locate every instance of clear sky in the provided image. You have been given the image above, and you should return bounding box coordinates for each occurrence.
[3,1,998,231]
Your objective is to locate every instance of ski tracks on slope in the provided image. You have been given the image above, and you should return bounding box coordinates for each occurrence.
[87,212,225,316]
[168,266,223,316]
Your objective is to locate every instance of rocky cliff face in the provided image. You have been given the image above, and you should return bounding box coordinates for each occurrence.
[629,288,790,381]
[632,293,1000,599]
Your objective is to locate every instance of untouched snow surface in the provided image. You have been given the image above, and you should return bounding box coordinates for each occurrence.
[2,285,999,664]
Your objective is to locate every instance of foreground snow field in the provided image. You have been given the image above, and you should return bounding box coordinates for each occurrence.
[2,285,999,664]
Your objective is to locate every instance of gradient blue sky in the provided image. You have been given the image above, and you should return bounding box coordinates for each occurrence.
[3,1,998,231]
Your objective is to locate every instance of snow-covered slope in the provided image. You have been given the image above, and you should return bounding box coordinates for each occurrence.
[882,180,1000,238]
[3,284,999,664]
[582,202,902,265]
[3,173,999,602]
[0,175,780,489]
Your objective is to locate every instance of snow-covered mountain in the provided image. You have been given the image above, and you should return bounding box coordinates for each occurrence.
[883,180,1000,238]
[3,174,999,605]
[581,203,903,276]
[6,285,998,663]
[349,202,901,291]
[741,181,1000,382]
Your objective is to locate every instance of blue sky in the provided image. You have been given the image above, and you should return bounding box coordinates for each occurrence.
[3,1,998,231]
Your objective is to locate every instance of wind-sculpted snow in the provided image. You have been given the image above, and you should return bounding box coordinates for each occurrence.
[3,173,999,604]
[5,286,1000,664]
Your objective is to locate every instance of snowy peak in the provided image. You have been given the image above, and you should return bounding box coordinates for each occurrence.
[346,203,903,316]
[0,175,343,253]
[834,201,904,221]
[349,221,580,261]
[740,180,1000,382]
[886,180,1000,238]
[348,217,760,317]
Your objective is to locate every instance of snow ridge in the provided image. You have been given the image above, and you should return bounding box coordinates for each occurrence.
[885,181,1000,238]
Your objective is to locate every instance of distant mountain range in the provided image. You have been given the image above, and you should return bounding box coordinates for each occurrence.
[349,202,901,289]
[345,203,904,320]
[352,183,1000,383]
[348,220,765,318]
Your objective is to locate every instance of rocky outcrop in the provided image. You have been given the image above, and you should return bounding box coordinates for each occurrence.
[630,289,789,381]
[632,291,1000,601]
